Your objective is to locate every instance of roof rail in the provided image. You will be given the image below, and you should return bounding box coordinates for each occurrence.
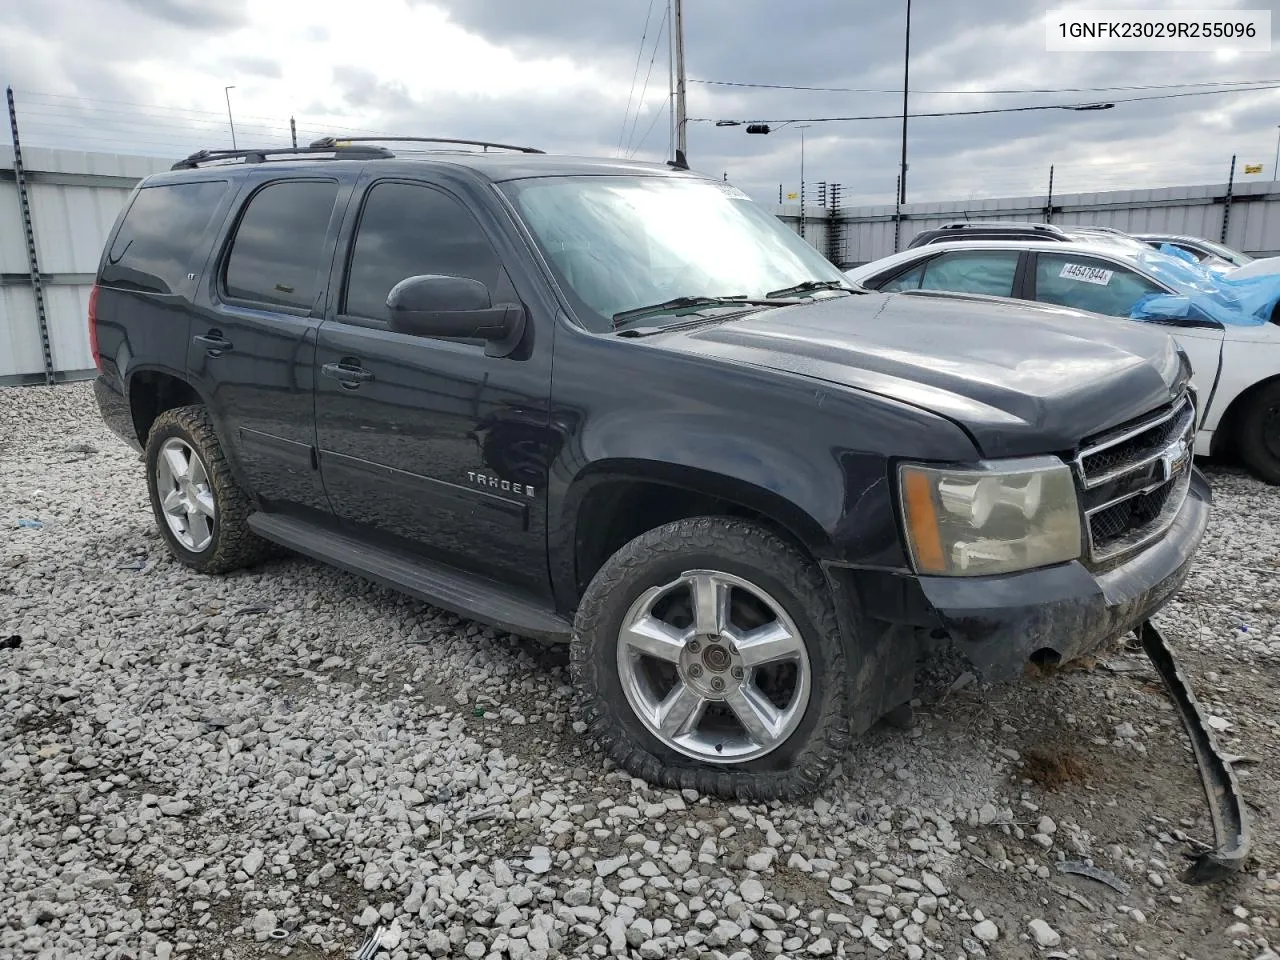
[1070,225,1128,235]
[937,220,1065,233]
[171,144,394,170]
[308,136,544,155]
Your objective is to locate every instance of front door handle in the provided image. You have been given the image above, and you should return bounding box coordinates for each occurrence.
[193,332,233,353]
[321,362,373,386]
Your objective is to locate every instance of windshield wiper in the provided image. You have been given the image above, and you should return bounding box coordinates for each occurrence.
[765,279,856,299]
[612,295,775,328]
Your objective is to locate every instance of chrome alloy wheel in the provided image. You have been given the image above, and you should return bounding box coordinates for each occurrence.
[155,437,216,552]
[616,570,811,763]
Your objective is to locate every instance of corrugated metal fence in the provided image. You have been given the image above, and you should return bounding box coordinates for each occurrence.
[1,146,171,385]
[5,145,1280,382]
[777,178,1280,267]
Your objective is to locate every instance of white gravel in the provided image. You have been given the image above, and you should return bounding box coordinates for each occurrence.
[2,382,1280,960]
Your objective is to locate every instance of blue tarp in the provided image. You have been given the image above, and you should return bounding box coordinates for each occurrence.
[1128,245,1280,327]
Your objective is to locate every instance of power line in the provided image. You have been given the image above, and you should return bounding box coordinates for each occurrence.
[617,0,657,158]
[691,78,1280,95]
[700,83,1280,125]
[625,5,670,157]
[630,93,671,159]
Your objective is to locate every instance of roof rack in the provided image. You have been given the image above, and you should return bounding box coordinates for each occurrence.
[308,136,545,155]
[936,220,1066,234]
[171,144,394,170]
[1068,225,1129,235]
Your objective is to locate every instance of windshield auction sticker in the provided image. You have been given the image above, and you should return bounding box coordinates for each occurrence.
[713,182,750,201]
[1059,263,1113,285]
[1046,10,1271,51]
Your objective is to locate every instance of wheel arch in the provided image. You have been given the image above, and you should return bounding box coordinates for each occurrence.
[125,366,205,448]
[1208,371,1280,459]
[553,460,834,611]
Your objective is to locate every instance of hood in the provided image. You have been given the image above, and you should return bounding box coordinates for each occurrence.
[1229,256,1280,281]
[652,291,1188,459]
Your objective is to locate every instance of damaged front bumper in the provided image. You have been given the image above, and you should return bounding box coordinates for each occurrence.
[909,467,1211,681]
[1138,620,1250,882]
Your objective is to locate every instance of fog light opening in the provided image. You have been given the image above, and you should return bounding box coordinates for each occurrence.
[1030,647,1063,669]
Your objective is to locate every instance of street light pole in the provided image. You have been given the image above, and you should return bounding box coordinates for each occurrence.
[224,85,237,150]
[898,0,911,205]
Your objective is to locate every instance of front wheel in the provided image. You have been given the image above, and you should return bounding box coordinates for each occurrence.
[571,517,851,800]
[1237,381,1280,485]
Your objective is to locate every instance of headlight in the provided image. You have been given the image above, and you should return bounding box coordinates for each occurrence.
[898,457,1082,576]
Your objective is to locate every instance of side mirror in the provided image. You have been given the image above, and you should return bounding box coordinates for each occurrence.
[386,275,526,353]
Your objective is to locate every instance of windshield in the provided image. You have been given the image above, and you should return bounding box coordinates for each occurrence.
[1193,238,1254,266]
[1136,246,1224,294]
[502,175,853,331]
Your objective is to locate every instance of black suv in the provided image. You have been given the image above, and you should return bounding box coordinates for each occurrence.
[91,137,1210,799]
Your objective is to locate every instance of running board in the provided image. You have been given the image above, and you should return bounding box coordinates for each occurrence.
[248,512,572,642]
[1137,620,1250,883]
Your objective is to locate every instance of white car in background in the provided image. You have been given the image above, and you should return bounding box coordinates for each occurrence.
[846,239,1280,483]
[1131,232,1280,281]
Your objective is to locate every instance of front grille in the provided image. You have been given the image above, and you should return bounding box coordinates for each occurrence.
[1075,394,1195,565]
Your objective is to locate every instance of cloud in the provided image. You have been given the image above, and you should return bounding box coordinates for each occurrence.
[222,56,283,81]
[119,0,249,30]
[0,0,1276,208]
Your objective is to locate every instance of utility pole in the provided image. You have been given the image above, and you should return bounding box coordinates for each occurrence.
[290,116,297,149]
[224,85,237,150]
[667,0,676,161]
[898,0,911,205]
[673,0,687,165]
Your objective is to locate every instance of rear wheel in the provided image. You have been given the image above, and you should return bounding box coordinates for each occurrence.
[1237,381,1280,485]
[571,517,850,800]
[145,405,274,573]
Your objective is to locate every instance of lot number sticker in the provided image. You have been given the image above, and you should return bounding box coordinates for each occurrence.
[1059,262,1113,285]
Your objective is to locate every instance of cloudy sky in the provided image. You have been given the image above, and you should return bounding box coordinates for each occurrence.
[2,0,1278,206]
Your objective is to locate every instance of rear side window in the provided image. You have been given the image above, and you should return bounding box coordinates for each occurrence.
[101,181,228,294]
[1033,253,1163,317]
[224,180,340,310]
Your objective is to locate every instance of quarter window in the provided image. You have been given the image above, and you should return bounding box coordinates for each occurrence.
[224,180,340,310]
[101,181,229,294]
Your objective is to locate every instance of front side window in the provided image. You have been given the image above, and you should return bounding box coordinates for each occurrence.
[502,176,850,331]
[917,250,1019,297]
[224,180,339,310]
[344,182,502,322]
[878,262,926,291]
[1034,253,1163,317]
[880,250,1019,297]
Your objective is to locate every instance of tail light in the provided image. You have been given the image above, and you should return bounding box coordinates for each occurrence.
[88,284,102,372]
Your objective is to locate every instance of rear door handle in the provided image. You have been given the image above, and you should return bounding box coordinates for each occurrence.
[193,333,233,353]
[321,362,373,386]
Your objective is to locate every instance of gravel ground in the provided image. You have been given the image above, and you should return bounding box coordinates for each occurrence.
[2,382,1279,960]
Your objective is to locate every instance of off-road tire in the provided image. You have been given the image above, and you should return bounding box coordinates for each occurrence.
[145,404,274,574]
[571,516,851,800]
[1237,380,1280,485]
